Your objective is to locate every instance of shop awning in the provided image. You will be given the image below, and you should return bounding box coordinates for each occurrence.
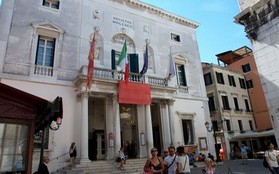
[0,83,62,133]
[229,129,274,141]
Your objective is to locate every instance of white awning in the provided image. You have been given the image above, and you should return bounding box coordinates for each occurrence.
[229,129,274,141]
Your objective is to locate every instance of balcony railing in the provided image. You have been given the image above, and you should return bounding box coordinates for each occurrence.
[34,65,53,76]
[92,67,187,91]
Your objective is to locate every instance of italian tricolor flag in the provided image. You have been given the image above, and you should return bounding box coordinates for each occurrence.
[117,40,129,83]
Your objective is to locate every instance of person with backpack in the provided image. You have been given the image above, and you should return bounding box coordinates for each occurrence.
[164,146,178,174]
[265,142,279,174]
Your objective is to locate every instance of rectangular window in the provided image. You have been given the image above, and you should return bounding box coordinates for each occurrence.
[204,73,213,86]
[34,36,55,76]
[42,0,60,9]
[233,97,240,111]
[221,95,230,110]
[182,120,194,145]
[249,120,254,130]
[246,79,253,89]
[239,78,246,89]
[208,96,216,112]
[238,120,243,131]
[242,63,251,73]
[228,75,236,87]
[225,120,231,131]
[176,64,187,86]
[244,99,251,112]
[171,33,180,42]
[216,72,224,84]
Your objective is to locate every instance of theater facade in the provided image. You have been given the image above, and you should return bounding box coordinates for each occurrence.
[0,0,213,172]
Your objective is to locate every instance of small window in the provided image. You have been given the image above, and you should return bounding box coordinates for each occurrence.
[42,0,60,9]
[249,120,254,130]
[208,95,215,112]
[238,120,243,131]
[244,99,251,112]
[242,63,251,73]
[239,78,246,89]
[225,120,231,131]
[233,97,239,111]
[221,95,230,110]
[228,75,236,87]
[204,73,213,86]
[216,72,224,84]
[171,33,180,42]
[246,79,253,89]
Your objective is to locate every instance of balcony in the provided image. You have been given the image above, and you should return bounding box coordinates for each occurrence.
[82,66,187,93]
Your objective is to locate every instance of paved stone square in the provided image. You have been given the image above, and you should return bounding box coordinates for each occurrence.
[191,159,271,174]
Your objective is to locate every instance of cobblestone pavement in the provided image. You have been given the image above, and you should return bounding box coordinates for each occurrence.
[190,159,271,174]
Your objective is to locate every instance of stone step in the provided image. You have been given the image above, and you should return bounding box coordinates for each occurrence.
[53,159,208,174]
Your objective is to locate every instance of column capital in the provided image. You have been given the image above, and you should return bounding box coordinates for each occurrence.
[168,99,175,105]
[78,91,90,99]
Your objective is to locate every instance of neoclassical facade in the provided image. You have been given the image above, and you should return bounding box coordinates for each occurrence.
[0,0,212,172]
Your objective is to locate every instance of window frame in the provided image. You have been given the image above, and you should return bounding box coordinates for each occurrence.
[238,120,243,131]
[208,95,216,112]
[42,0,60,9]
[239,78,246,89]
[221,95,230,110]
[31,22,64,78]
[242,63,251,73]
[171,33,181,42]
[228,75,236,87]
[246,79,254,89]
[176,64,187,86]
[233,97,240,111]
[182,119,194,145]
[204,73,213,86]
[216,72,225,84]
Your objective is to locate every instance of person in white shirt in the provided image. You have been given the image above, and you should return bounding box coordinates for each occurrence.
[176,146,190,174]
[164,146,178,174]
[265,142,279,174]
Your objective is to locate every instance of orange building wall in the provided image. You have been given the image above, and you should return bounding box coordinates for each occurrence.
[226,55,272,131]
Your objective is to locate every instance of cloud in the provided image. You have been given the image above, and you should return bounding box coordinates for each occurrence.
[200,0,228,12]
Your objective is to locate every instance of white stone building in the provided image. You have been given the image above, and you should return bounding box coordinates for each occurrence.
[0,0,212,172]
[235,0,279,146]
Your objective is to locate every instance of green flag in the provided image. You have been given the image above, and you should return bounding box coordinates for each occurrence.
[116,40,127,70]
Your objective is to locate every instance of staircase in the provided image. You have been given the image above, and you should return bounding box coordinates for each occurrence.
[53,158,205,174]
[54,158,147,174]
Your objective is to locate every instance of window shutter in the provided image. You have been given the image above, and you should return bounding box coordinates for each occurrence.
[35,35,41,65]
[129,54,139,73]
[111,49,115,70]
[51,38,56,67]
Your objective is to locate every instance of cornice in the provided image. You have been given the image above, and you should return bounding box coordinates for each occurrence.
[111,0,199,29]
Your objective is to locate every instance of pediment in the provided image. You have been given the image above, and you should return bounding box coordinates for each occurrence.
[32,22,64,33]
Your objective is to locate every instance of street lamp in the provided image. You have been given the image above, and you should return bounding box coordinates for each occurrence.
[204,121,222,162]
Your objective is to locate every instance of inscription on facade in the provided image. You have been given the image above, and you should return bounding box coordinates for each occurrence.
[112,16,133,28]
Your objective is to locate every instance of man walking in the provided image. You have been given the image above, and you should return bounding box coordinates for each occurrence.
[240,144,248,164]
[164,146,177,174]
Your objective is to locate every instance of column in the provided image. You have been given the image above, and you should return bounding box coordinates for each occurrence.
[168,99,175,146]
[113,94,121,156]
[160,101,171,149]
[80,91,90,162]
[145,105,153,155]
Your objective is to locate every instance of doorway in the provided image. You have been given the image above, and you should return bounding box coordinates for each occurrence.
[151,103,162,155]
[120,104,138,159]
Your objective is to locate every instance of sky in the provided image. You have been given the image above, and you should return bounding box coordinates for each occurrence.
[0,0,251,64]
[140,0,251,64]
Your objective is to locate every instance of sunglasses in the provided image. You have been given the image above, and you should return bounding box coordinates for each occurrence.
[151,150,158,152]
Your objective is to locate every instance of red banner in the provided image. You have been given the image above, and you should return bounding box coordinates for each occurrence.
[118,81,151,105]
